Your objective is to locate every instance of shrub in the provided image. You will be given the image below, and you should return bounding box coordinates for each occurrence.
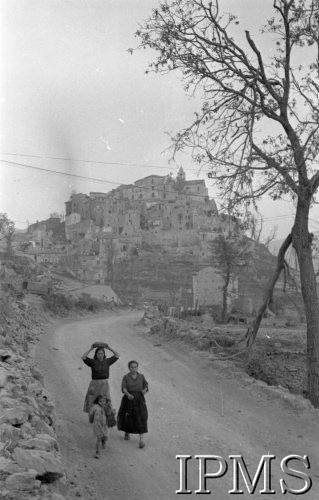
[43,293,74,314]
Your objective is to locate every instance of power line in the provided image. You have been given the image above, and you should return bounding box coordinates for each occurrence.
[0,159,122,187]
[0,158,218,201]
[258,214,293,221]
[0,151,208,174]
[1,159,312,224]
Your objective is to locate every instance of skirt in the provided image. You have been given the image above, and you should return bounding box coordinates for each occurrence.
[117,391,148,434]
[83,379,110,413]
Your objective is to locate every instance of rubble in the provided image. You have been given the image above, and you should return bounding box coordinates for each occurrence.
[140,304,160,326]
[149,316,222,350]
[0,279,69,499]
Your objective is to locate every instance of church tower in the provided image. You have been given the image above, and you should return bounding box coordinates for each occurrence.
[175,166,186,192]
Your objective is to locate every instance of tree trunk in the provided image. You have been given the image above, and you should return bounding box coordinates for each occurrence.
[244,233,292,350]
[5,236,14,257]
[221,270,230,323]
[292,202,319,408]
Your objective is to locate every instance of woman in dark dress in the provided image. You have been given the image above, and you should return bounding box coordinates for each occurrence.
[117,360,149,448]
[82,343,119,414]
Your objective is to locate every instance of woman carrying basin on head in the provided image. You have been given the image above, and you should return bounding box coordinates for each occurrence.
[82,342,119,414]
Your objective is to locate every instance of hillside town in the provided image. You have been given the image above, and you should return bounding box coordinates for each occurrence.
[18,168,292,319]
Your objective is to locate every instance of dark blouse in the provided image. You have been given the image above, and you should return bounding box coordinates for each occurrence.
[121,372,149,393]
[83,355,118,380]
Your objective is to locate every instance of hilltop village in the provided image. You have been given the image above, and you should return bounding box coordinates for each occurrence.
[23,168,278,315]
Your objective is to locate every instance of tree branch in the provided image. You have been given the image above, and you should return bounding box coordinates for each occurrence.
[244,232,293,350]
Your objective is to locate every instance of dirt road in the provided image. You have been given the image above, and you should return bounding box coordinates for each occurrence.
[35,311,319,500]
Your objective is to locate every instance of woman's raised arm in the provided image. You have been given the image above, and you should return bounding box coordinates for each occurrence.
[81,345,94,360]
[107,345,120,358]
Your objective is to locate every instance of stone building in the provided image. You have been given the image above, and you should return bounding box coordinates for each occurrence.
[65,219,96,243]
[64,167,218,240]
[65,193,90,220]
[89,192,109,227]
[29,249,64,264]
[193,266,238,308]
[27,216,65,248]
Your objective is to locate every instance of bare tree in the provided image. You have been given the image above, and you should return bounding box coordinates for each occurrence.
[263,226,278,250]
[212,231,252,322]
[0,213,15,257]
[244,211,278,249]
[136,0,319,406]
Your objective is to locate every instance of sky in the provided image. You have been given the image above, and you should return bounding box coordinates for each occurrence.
[1,0,319,240]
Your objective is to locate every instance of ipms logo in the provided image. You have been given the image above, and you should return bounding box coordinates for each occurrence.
[176,455,312,495]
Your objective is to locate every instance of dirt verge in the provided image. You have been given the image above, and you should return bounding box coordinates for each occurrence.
[148,316,308,399]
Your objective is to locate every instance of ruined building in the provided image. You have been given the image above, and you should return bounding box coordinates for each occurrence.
[65,168,220,238]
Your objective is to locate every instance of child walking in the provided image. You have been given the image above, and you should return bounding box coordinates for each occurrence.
[89,395,109,458]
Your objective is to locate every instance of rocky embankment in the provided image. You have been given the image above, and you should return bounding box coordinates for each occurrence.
[0,287,69,500]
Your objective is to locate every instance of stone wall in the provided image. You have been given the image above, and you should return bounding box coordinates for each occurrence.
[111,249,195,305]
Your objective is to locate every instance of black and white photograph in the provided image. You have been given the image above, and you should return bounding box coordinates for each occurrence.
[1,1,319,499]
